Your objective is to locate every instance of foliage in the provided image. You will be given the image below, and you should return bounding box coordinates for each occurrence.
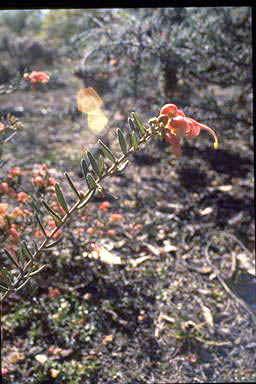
[71,7,252,140]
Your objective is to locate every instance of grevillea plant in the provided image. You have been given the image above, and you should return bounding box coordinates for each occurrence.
[0,73,219,303]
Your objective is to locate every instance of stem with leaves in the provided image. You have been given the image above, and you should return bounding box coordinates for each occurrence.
[0,112,163,303]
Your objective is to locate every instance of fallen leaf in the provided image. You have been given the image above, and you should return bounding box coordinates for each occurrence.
[89,246,123,265]
[217,185,233,192]
[35,354,48,364]
[130,255,152,267]
[200,207,214,216]
[163,242,177,253]
[6,351,24,364]
[143,243,160,256]
[50,368,60,378]
[200,303,214,327]
[102,334,114,345]
[237,252,255,276]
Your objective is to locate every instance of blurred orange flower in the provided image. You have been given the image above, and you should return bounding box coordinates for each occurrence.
[0,215,6,229]
[9,167,22,177]
[0,122,6,132]
[110,213,123,222]
[0,203,8,216]
[99,201,111,211]
[0,182,9,193]
[24,71,50,85]
[17,191,29,203]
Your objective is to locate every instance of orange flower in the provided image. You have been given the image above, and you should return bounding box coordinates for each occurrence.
[0,122,6,132]
[107,229,116,236]
[33,175,45,187]
[0,203,8,217]
[160,103,219,157]
[48,287,61,299]
[9,224,20,242]
[47,219,56,228]
[10,207,26,219]
[99,201,111,211]
[24,71,50,85]
[0,182,9,193]
[17,191,29,203]
[87,227,96,235]
[0,215,6,229]
[48,176,56,186]
[110,213,123,222]
[9,167,22,177]
[34,229,43,238]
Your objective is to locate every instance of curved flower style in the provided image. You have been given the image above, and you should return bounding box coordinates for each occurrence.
[160,104,219,157]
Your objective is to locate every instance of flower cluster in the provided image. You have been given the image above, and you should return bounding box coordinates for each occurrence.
[150,103,219,157]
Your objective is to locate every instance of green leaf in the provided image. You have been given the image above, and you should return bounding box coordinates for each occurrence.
[131,131,139,151]
[87,151,101,177]
[0,267,13,286]
[55,183,69,213]
[81,158,89,179]
[64,172,81,199]
[21,241,33,261]
[98,154,105,176]
[98,139,116,163]
[41,200,62,224]
[86,173,98,190]
[131,112,145,136]
[77,188,96,209]
[117,128,128,155]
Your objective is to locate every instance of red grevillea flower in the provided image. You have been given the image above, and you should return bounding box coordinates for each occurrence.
[24,71,50,85]
[160,104,219,157]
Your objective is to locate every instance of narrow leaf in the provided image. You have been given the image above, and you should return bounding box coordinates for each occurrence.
[98,154,105,176]
[64,172,81,199]
[98,139,116,163]
[87,151,101,177]
[0,284,9,292]
[0,268,13,285]
[131,131,139,151]
[41,200,62,223]
[43,236,63,249]
[28,264,47,277]
[86,173,98,190]
[128,117,137,133]
[131,112,145,136]
[81,158,89,179]
[16,277,32,291]
[21,241,33,261]
[117,159,129,172]
[77,188,96,209]
[4,248,21,269]
[55,183,69,213]
[35,213,48,238]
[117,128,128,155]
